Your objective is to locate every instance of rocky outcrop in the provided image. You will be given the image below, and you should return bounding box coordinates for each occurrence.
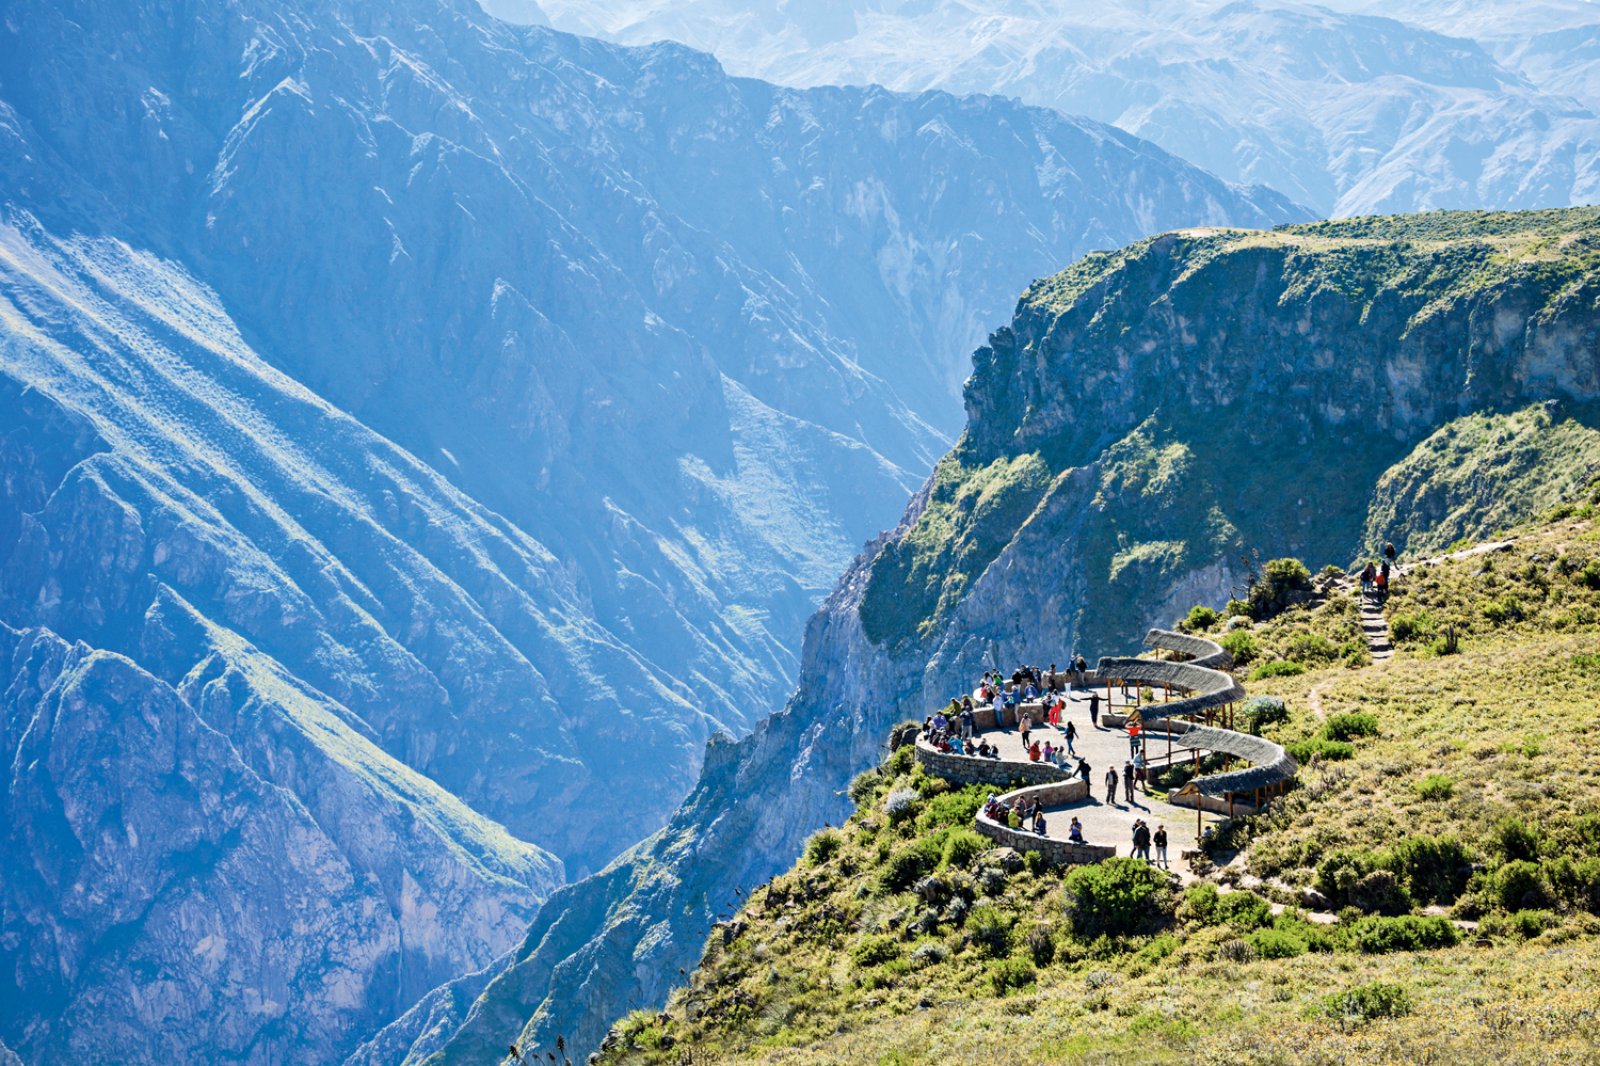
[0,623,558,1065]
[409,207,1600,1064]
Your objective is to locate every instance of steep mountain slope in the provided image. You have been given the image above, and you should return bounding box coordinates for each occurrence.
[534,0,1600,217]
[410,207,1600,1063]
[0,218,574,1064]
[592,499,1600,1065]
[1,0,1298,878]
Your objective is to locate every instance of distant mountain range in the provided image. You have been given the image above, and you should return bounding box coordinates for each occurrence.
[525,0,1600,217]
[0,0,1298,1060]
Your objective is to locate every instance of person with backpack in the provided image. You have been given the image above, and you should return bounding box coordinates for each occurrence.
[1385,542,1396,565]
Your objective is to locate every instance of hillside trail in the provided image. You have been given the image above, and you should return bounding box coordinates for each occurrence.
[1337,538,1517,664]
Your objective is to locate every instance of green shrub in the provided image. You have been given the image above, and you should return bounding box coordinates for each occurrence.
[966,905,1014,957]
[1023,850,1047,876]
[986,956,1036,995]
[1545,855,1600,914]
[1348,870,1413,916]
[1285,632,1339,664]
[1249,659,1306,681]
[1287,738,1355,763]
[1480,909,1558,940]
[1388,609,1437,644]
[1249,926,1308,959]
[1387,836,1472,905]
[1317,848,1380,905]
[1025,922,1056,966]
[847,770,881,805]
[1322,982,1412,1023]
[1487,817,1543,863]
[1220,629,1258,665]
[884,745,914,777]
[1063,858,1174,939]
[1412,774,1454,801]
[1177,882,1220,927]
[1239,696,1289,736]
[1217,890,1273,931]
[883,788,920,825]
[1249,558,1313,619]
[851,934,902,967]
[1183,605,1219,632]
[1578,561,1600,590]
[879,841,940,893]
[919,787,987,831]
[941,827,988,870]
[1322,712,1379,742]
[1480,595,1524,625]
[805,829,844,866]
[1491,860,1553,911]
[1346,915,1460,953]
[1224,598,1252,619]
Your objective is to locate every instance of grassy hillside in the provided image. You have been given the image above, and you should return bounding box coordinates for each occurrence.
[595,481,1600,1065]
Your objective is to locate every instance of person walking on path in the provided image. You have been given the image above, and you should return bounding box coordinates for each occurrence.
[1020,712,1033,750]
[1132,820,1152,862]
[1088,692,1100,728]
[1361,561,1376,600]
[1127,719,1142,757]
[1104,767,1118,804]
[1063,719,1077,755]
[1385,542,1396,565]
[1123,760,1136,801]
[1154,824,1169,868]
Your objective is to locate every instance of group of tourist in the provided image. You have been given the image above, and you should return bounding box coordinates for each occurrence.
[920,714,1001,759]
[984,793,1048,836]
[1129,819,1168,866]
[1360,542,1399,600]
[1103,755,1150,803]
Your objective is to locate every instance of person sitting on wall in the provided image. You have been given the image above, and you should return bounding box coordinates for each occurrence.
[1023,679,1039,702]
[1068,817,1085,844]
[932,710,949,734]
[1007,807,1023,830]
[1028,740,1042,762]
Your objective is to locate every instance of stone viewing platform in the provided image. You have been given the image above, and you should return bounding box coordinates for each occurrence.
[912,630,1298,875]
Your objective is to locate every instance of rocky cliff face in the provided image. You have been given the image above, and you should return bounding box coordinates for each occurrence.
[411,207,1600,1063]
[0,621,558,1065]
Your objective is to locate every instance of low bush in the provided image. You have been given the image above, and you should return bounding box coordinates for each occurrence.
[1412,773,1455,801]
[1249,659,1306,680]
[986,956,1036,995]
[1025,922,1056,965]
[1346,914,1460,953]
[1177,882,1220,927]
[850,934,902,968]
[1487,816,1543,863]
[1480,909,1558,941]
[1220,628,1258,665]
[919,787,986,831]
[1217,890,1273,931]
[1249,926,1308,959]
[1249,558,1313,619]
[1388,609,1437,644]
[966,905,1014,957]
[940,827,988,870]
[1491,860,1553,911]
[1348,870,1413,916]
[805,829,843,866]
[1322,982,1412,1024]
[1387,835,1472,905]
[883,788,920,824]
[879,840,940,893]
[847,770,880,805]
[1183,605,1219,632]
[1239,696,1289,736]
[1322,712,1379,742]
[1063,858,1175,939]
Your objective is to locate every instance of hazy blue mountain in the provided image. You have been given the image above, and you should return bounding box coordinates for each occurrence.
[535,0,1600,217]
[0,0,1302,1059]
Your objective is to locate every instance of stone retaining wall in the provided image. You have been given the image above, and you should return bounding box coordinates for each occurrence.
[1165,791,1258,817]
[975,812,1115,865]
[913,740,1073,787]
